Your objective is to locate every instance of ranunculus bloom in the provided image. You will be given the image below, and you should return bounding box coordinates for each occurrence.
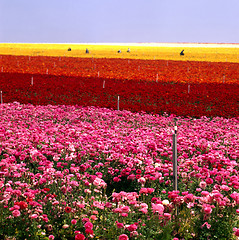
[75,233,85,240]
[118,234,129,240]
[84,221,93,229]
[12,210,21,217]
[199,181,207,189]
[204,206,212,214]
[85,228,93,235]
[116,222,124,229]
[235,229,239,237]
[71,219,77,225]
[162,199,169,205]
[30,214,38,219]
[49,235,55,240]
[152,203,164,215]
[127,224,137,232]
[205,178,213,184]
[62,224,69,229]
[65,206,72,213]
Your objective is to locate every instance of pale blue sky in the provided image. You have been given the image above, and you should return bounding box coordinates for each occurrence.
[0,0,238,43]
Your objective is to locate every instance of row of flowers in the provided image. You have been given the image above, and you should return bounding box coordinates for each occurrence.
[0,72,238,118]
[0,102,239,239]
[0,54,239,84]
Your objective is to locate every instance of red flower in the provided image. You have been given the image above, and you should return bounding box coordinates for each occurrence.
[15,201,28,210]
[64,206,72,213]
[75,234,85,240]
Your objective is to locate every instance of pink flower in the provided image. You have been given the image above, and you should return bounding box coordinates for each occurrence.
[30,214,38,219]
[71,219,77,225]
[116,222,124,229]
[84,221,93,229]
[204,206,212,214]
[164,213,171,220]
[118,234,129,240]
[113,177,121,182]
[221,185,230,191]
[152,203,164,215]
[90,215,97,221]
[205,178,213,184]
[121,206,130,213]
[138,177,146,185]
[127,224,137,232]
[12,210,21,217]
[234,228,239,236]
[49,235,55,240]
[199,181,207,189]
[201,222,211,229]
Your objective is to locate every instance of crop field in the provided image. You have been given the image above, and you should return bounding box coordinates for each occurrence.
[0,43,239,240]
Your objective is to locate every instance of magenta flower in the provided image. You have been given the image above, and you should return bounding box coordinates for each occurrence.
[84,221,93,230]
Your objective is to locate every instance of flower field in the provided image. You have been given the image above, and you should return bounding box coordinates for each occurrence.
[0,43,239,239]
[0,103,239,240]
[1,43,239,62]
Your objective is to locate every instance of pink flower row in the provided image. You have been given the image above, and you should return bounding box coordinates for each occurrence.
[0,102,238,239]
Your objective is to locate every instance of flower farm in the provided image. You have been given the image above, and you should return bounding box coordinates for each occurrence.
[0,44,239,240]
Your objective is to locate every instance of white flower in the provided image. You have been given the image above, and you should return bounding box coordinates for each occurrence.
[162,199,169,206]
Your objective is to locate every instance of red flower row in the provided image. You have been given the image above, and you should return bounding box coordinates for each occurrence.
[0,72,238,118]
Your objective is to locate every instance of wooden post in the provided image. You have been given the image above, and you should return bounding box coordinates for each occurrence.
[173,121,178,191]
[103,80,105,88]
[0,91,3,104]
[188,84,190,94]
[156,74,158,82]
[117,96,120,110]
[31,76,33,86]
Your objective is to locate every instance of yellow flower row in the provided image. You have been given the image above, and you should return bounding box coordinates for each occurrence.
[0,43,239,63]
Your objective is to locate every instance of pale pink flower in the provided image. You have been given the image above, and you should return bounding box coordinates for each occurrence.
[152,203,164,215]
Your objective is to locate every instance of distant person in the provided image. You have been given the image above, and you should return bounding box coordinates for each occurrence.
[68,48,71,51]
[118,50,122,53]
[127,48,130,53]
[86,48,89,54]
[180,50,184,56]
